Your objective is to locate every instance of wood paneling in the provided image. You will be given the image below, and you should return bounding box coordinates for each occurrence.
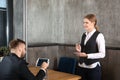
[101,49,120,80]
[27,46,120,80]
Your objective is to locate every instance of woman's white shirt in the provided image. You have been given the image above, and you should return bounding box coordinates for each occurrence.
[78,29,105,68]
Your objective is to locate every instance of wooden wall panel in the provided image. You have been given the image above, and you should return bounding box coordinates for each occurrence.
[101,49,120,80]
[27,46,120,80]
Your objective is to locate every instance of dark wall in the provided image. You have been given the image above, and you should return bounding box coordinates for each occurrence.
[0,0,13,46]
[0,11,7,46]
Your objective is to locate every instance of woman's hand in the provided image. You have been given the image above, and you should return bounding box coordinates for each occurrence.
[75,43,87,58]
[75,43,81,52]
[79,52,88,57]
[74,52,88,58]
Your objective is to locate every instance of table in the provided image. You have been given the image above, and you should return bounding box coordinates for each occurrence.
[29,67,81,80]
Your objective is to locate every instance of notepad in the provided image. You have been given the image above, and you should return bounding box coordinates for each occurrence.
[36,58,49,66]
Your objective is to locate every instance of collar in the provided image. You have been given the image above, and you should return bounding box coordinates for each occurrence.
[9,53,28,65]
[9,53,22,59]
[85,29,96,36]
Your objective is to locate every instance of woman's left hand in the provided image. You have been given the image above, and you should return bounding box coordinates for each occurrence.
[74,52,88,58]
[79,52,88,57]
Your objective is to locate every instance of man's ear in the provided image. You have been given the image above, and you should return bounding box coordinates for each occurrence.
[17,45,22,52]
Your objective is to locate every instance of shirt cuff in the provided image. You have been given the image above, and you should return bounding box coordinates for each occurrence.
[87,54,93,59]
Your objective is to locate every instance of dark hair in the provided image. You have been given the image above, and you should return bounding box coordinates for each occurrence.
[9,39,26,50]
[84,14,99,31]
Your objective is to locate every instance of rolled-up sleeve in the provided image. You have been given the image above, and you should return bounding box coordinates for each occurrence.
[87,33,106,59]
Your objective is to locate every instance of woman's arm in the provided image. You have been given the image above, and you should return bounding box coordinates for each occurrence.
[87,33,106,59]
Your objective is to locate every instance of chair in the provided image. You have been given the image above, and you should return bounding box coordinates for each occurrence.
[58,57,77,74]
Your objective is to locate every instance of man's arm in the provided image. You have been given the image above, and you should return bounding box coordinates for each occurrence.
[19,60,46,80]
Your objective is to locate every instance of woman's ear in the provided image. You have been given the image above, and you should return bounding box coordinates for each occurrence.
[92,21,95,25]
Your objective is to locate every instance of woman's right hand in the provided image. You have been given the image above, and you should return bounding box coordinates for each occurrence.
[75,43,81,52]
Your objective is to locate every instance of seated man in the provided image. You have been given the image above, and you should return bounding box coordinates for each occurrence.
[0,39,49,80]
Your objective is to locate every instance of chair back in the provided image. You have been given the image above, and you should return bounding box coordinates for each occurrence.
[58,57,77,74]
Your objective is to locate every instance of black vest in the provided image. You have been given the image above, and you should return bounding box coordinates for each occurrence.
[79,31,100,65]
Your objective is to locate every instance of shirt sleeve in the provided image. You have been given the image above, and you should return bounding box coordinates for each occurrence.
[87,33,106,59]
[19,60,46,80]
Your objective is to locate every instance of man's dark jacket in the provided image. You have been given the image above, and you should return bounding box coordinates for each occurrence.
[0,53,45,80]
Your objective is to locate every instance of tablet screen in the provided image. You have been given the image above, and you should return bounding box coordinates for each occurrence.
[36,58,49,66]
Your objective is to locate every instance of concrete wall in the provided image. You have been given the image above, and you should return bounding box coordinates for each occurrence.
[27,0,120,47]
[27,0,86,45]
[13,0,23,39]
[13,0,120,47]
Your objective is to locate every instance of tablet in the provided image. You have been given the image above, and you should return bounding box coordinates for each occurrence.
[36,58,49,66]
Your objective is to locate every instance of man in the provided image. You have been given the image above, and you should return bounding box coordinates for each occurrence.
[0,39,49,80]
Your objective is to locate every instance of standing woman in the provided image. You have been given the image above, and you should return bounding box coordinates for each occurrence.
[75,14,105,80]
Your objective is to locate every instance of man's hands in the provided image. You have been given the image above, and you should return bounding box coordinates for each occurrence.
[41,62,49,70]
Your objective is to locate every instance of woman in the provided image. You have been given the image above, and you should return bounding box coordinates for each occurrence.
[75,14,105,80]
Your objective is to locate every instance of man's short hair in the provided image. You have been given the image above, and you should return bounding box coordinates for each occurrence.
[9,39,26,50]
